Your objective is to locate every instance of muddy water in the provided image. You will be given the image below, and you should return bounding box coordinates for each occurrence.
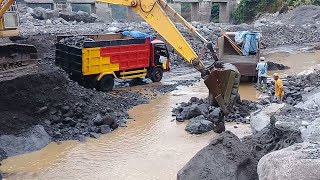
[2,50,320,180]
[0,82,252,180]
[266,50,320,75]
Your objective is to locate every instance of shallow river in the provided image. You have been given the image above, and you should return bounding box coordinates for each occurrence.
[1,50,320,180]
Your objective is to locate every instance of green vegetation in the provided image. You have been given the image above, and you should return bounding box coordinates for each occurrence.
[233,0,320,23]
[211,3,220,23]
[181,3,191,21]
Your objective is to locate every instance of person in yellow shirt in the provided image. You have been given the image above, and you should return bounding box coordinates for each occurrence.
[273,73,284,103]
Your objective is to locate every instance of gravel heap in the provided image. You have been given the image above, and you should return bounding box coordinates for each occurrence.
[256,5,320,26]
[58,36,94,48]
[0,70,145,142]
[172,97,258,134]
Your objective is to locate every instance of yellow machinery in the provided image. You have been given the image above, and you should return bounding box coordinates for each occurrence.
[0,0,39,81]
[98,0,241,115]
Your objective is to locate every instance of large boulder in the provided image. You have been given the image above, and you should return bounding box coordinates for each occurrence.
[0,125,51,157]
[250,103,284,133]
[301,118,320,142]
[258,142,320,180]
[185,115,214,134]
[177,131,258,180]
[242,125,303,160]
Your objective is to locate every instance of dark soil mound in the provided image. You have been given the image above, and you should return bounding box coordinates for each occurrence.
[0,72,69,135]
[0,70,144,141]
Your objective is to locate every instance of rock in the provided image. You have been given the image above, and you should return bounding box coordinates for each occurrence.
[45,19,52,25]
[189,97,199,103]
[60,105,70,114]
[301,118,320,142]
[36,106,48,114]
[100,125,111,134]
[111,121,119,129]
[50,115,61,123]
[78,135,86,142]
[0,125,51,157]
[177,131,258,180]
[89,132,100,139]
[102,115,115,126]
[258,142,320,180]
[93,114,103,126]
[250,103,285,133]
[188,104,202,119]
[53,131,62,139]
[185,115,214,134]
[107,27,120,32]
[243,126,303,160]
[207,107,223,123]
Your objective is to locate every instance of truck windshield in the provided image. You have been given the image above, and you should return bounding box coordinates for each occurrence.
[155,44,169,58]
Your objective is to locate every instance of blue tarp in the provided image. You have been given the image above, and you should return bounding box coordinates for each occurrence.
[121,31,153,41]
[235,31,260,56]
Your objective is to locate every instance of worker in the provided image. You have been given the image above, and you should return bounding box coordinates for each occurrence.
[159,55,167,70]
[256,57,268,92]
[273,73,284,103]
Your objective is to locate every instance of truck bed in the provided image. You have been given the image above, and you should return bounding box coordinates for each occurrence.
[220,55,257,77]
[220,55,257,64]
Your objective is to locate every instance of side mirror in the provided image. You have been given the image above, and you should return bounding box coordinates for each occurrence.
[171,48,175,53]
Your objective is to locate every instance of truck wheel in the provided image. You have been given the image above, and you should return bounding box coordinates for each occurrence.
[99,75,114,92]
[150,67,163,82]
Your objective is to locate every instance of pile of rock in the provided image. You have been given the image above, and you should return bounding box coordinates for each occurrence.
[172,97,258,134]
[256,5,320,26]
[178,124,303,180]
[19,6,99,27]
[0,70,143,144]
[263,70,320,105]
[58,36,94,48]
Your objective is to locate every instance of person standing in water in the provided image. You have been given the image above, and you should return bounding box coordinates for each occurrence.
[256,57,268,92]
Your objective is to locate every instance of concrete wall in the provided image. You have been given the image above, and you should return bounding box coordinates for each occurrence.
[172,0,237,23]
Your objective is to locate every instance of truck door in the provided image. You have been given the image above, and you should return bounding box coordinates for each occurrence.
[153,43,169,71]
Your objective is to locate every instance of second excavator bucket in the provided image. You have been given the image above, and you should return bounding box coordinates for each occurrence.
[204,62,240,115]
[0,43,39,82]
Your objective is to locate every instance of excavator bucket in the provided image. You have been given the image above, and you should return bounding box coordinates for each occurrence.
[204,62,240,115]
[0,43,39,82]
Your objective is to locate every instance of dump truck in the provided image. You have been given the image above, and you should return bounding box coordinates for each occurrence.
[217,30,261,81]
[55,33,170,91]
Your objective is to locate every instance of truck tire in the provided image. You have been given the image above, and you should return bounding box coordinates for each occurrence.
[98,75,114,92]
[150,67,163,82]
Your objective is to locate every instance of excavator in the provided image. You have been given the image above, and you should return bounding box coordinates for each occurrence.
[0,0,240,130]
[97,0,241,115]
[0,0,39,82]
